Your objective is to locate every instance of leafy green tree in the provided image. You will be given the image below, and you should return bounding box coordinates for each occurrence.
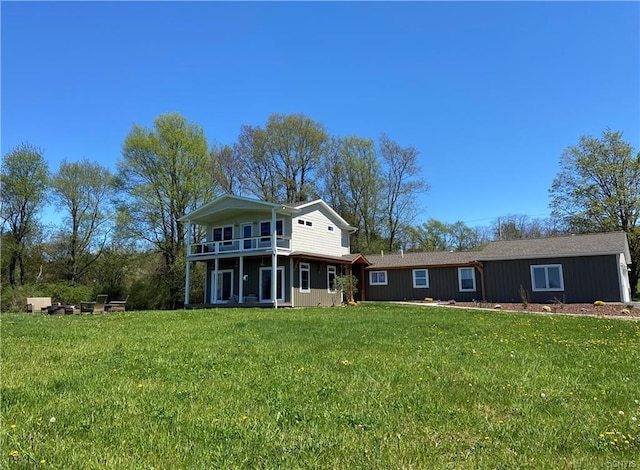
[550,129,640,296]
[1,143,49,287]
[405,219,487,252]
[119,113,215,308]
[321,136,384,253]
[49,158,115,283]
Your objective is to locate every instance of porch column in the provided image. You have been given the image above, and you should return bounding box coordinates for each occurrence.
[185,260,191,306]
[271,207,278,309]
[239,256,244,304]
[213,258,219,304]
[184,221,191,307]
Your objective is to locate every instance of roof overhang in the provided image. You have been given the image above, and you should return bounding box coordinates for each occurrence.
[290,251,371,266]
[180,194,298,225]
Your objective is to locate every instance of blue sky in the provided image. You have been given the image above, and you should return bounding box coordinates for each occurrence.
[2,1,638,228]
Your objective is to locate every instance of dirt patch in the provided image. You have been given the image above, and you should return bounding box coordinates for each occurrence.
[420,301,640,319]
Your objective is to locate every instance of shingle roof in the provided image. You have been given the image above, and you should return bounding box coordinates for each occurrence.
[366,251,481,269]
[477,231,631,262]
[364,232,631,269]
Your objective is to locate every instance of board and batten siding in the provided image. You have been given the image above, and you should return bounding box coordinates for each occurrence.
[482,255,623,303]
[292,260,342,307]
[365,267,480,302]
[291,206,350,257]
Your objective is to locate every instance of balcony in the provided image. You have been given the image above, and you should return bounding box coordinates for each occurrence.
[187,235,291,258]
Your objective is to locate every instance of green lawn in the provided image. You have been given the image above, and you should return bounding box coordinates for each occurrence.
[2,304,639,469]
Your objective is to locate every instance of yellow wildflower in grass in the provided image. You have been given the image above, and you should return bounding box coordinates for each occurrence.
[10,424,16,429]
[10,450,19,458]
[138,383,143,389]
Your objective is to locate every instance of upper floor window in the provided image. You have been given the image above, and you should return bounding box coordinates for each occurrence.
[213,225,233,245]
[260,219,283,241]
[297,218,313,227]
[327,225,334,232]
[458,267,476,292]
[413,269,429,288]
[369,271,387,286]
[531,264,564,291]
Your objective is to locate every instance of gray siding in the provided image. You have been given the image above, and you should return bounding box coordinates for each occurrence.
[483,255,622,303]
[205,258,291,303]
[292,261,343,307]
[366,267,480,302]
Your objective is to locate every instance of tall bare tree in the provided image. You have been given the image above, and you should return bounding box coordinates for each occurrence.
[235,114,329,204]
[379,134,430,251]
[1,143,49,286]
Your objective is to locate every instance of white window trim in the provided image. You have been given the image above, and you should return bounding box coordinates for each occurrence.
[212,225,234,245]
[296,218,313,228]
[530,264,565,291]
[369,271,388,286]
[458,267,476,292]
[327,265,337,293]
[412,269,429,288]
[300,262,310,293]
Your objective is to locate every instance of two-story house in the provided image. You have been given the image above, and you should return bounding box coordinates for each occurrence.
[182,195,633,308]
[180,194,369,308]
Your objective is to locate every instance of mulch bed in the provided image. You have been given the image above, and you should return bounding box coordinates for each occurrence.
[418,301,640,319]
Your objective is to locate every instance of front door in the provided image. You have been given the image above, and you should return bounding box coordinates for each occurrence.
[212,269,234,303]
[259,266,285,302]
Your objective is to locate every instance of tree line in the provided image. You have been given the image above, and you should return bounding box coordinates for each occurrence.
[2,114,638,310]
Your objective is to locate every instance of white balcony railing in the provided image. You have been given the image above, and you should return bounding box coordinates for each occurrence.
[188,235,291,256]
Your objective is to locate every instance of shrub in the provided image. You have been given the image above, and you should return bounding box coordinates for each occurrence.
[594,300,606,307]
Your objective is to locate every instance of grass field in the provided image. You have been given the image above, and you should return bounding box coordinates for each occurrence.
[1,304,639,469]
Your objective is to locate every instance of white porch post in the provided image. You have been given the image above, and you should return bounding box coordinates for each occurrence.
[239,256,244,304]
[213,258,219,304]
[185,260,191,306]
[290,257,294,308]
[271,207,278,309]
[184,221,191,307]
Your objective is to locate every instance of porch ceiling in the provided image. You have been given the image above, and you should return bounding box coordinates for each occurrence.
[180,194,300,225]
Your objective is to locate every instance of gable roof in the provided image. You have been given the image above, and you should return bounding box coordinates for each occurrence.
[477,231,631,263]
[180,194,358,228]
[365,232,632,269]
[366,250,481,269]
[292,199,357,232]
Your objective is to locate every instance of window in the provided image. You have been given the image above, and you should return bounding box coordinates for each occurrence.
[530,264,564,291]
[327,225,334,232]
[243,224,252,249]
[412,269,429,288]
[213,225,233,245]
[369,271,387,286]
[458,267,476,292]
[297,218,313,227]
[327,265,337,293]
[300,263,310,293]
[260,220,283,242]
